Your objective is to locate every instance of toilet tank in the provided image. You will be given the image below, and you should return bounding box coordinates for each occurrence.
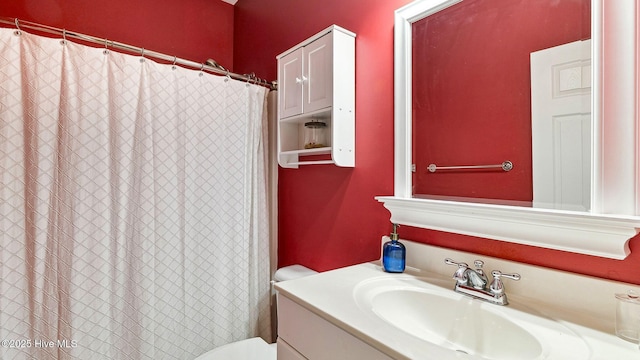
[274,265,318,282]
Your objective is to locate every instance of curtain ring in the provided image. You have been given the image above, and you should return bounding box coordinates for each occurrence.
[61,29,67,45]
[140,48,145,63]
[14,18,22,35]
[103,39,110,54]
[199,63,205,77]
[225,70,231,82]
[171,56,177,70]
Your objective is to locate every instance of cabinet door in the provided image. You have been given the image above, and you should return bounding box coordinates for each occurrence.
[304,33,333,113]
[278,295,393,359]
[276,339,306,360]
[279,47,304,118]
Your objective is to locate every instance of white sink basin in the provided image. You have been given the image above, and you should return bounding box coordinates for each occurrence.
[354,276,590,359]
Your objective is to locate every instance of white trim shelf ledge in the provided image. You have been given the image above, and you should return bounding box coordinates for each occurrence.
[376,196,640,260]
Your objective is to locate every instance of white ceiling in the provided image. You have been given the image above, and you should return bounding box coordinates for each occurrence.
[221,0,238,4]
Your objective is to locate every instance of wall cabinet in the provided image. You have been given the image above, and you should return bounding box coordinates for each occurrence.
[277,25,356,168]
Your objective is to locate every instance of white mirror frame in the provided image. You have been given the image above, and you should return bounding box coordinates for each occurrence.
[377,0,640,259]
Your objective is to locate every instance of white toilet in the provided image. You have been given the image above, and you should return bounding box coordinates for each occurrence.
[194,265,318,360]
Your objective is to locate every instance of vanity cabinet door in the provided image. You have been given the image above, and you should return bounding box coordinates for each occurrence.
[276,339,306,360]
[277,294,394,360]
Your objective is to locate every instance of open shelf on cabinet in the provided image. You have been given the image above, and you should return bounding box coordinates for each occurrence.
[279,109,333,152]
[278,107,354,168]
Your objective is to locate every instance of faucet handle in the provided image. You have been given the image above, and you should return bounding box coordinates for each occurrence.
[445,258,468,268]
[492,271,521,281]
[489,270,521,295]
[445,258,469,284]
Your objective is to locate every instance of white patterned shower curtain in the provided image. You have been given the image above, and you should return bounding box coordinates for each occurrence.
[0,28,271,359]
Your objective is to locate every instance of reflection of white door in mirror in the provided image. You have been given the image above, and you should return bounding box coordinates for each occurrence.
[531,40,591,211]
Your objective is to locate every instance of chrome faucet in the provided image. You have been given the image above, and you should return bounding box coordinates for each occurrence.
[445,258,520,306]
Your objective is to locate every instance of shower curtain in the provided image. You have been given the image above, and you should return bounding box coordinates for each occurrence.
[0,28,271,359]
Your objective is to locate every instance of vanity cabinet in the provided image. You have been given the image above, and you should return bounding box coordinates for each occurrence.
[277,25,355,168]
[277,294,393,360]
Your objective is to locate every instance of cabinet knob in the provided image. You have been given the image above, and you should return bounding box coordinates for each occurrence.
[295,76,308,84]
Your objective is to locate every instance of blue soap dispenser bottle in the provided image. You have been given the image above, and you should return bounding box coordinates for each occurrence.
[383,223,405,273]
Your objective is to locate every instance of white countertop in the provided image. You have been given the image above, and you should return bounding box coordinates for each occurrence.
[275,240,640,359]
[277,263,459,359]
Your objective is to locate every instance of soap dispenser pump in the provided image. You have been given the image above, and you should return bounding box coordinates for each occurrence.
[383,223,405,273]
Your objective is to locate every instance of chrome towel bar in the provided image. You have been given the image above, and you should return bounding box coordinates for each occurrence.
[427,161,513,173]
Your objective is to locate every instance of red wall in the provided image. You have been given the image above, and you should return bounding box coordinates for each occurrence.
[0,0,234,71]
[412,0,590,201]
[1,0,638,284]
[234,0,414,272]
[234,0,640,284]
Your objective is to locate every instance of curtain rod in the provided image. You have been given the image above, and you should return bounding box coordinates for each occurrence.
[0,17,277,90]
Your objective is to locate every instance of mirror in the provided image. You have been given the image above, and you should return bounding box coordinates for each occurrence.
[411,0,591,211]
[376,0,640,259]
